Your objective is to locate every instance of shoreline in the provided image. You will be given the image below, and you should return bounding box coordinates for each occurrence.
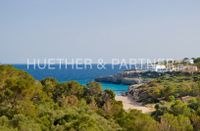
[115,95,155,113]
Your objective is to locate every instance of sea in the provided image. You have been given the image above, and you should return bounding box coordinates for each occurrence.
[13,64,129,95]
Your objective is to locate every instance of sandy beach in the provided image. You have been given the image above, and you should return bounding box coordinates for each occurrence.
[115,95,155,113]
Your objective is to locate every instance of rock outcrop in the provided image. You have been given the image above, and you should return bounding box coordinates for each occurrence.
[95,75,143,85]
[95,70,160,85]
[128,84,149,102]
[128,83,160,103]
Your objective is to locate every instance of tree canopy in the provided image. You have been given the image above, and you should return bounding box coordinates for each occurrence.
[0,65,199,131]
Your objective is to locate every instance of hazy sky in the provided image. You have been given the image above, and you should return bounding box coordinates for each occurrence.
[0,0,200,63]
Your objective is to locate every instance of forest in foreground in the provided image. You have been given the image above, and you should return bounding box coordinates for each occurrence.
[0,65,200,131]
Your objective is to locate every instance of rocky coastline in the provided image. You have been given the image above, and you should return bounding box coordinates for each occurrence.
[96,70,200,105]
[95,75,143,85]
[95,70,190,102]
[95,70,163,85]
[95,70,168,89]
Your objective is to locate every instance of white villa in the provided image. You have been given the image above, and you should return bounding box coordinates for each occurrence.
[183,58,194,64]
[147,64,167,72]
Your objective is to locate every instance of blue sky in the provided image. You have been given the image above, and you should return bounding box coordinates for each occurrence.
[0,0,200,63]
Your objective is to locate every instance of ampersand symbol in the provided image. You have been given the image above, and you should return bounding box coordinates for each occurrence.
[97,59,106,70]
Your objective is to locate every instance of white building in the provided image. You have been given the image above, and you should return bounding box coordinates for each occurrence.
[183,58,194,64]
[154,65,167,72]
[147,64,167,72]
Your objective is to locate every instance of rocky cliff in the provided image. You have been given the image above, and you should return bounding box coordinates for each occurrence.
[95,70,162,85]
[95,75,143,85]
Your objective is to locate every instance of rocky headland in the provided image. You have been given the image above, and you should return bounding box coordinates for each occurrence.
[95,70,163,85]
[95,70,198,104]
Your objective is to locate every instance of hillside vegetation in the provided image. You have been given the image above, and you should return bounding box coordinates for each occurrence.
[131,72,200,131]
[0,65,199,131]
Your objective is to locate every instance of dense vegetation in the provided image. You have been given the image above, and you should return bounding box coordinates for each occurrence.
[0,65,200,131]
[0,65,157,131]
[137,72,200,103]
[194,57,200,69]
[134,72,200,131]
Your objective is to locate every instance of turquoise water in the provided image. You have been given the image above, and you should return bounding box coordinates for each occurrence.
[78,80,128,95]
[13,64,128,94]
[101,83,128,95]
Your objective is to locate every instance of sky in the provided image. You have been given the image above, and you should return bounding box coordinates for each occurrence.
[0,0,200,63]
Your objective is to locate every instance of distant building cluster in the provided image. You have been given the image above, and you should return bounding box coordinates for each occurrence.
[145,58,198,73]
